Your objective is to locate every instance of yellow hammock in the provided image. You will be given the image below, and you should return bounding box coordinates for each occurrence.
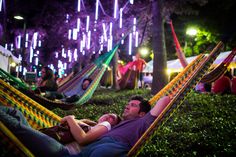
[0,42,223,157]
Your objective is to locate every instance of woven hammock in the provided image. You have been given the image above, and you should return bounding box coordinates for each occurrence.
[128,41,223,156]
[200,48,236,83]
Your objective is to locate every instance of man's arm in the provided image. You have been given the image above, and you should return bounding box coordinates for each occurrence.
[150,96,171,116]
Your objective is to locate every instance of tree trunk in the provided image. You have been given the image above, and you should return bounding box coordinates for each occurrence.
[112,51,120,90]
[151,0,168,95]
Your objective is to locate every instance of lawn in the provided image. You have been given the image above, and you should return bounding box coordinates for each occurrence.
[53,88,236,157]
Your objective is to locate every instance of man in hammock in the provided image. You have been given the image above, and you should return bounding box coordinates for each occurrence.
[70,95,171,157]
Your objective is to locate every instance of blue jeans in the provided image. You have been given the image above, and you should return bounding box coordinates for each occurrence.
[68,137,129,157]
[0,106,69,157]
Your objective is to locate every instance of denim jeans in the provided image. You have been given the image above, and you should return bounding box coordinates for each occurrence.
[0,106,69,157]
[67,137,129,157]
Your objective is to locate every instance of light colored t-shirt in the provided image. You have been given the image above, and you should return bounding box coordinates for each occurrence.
[65,121,111,155]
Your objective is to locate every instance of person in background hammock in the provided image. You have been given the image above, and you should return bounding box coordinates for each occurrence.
[0,106,121,157]
[36,66,58,93]
[63,78,93,103]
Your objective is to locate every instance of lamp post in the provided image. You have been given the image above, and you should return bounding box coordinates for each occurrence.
[185,27,198,55]
[14,15,26,76]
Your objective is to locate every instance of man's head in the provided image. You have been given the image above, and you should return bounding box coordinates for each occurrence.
[122,96,151,120]
[82,78,92,90]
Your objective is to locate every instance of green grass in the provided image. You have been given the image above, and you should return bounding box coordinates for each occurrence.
[53,88,236,157]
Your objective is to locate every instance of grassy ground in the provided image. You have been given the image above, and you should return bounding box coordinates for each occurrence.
[53,88,236,157]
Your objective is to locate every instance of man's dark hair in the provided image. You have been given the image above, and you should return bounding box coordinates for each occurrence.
[130,95,151,113]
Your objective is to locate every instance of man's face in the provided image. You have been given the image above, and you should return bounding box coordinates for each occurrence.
[82,80,90,90]
[122,100,141,120]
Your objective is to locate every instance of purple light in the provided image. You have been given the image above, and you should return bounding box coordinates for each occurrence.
[114,0,118,19]
[135,31,139,47]
[95,0,99,20]
[129,33,132,55]
[119,8,123,28]
[86,16,90,32]
[55,52,58,58]
[102,23,107,41]
[77,0,81,12]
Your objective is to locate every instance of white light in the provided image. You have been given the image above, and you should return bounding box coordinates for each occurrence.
[87,31,91,49]
[77,18,80,32]
[109,22,113,36]
[38,40,41,47]
[74,49,78,61]
[133,18,136,32]
[29,46,33,63]
[129,0,134,4]
[72,29,78,40]
[14,15,24,20]
[135,31,139,47]
[119,8,123,28]
[35,57,39,65]
[121,33,124,44]
[0,0,2,12]
[68,29,72,40]
[102,23,107,41]
[77,0,81,12]
[25,33,29,47]
[186,28,198,36]
[129,33,132,55]
[86,16,90,32]
[17,35,21,49]
[95,0,99,20]
[114,0,118,19]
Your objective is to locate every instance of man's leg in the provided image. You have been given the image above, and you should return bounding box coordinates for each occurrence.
[0,106,69,157]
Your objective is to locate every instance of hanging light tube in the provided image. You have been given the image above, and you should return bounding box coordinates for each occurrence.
[77,18,80,32]
[25,33,29,47]
[87,31,91,49]
[68,29,72,40]
[102,23,107,41]
[29,46,33,63]
[17,35,21,49]
[95,0,99,20]
[128,33,132,55]
[135,31,139,47]
[133,17,136,33]
[86,16,90,32]
[119,8,123,28]
[72,28,78,40]
[114,0,118,19]
[77,0,81,12]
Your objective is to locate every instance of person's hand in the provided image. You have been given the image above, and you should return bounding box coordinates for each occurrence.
[61,115,75,124]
